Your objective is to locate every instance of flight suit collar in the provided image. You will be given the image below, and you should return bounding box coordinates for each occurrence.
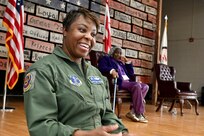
[53,46,89,70]
[53,46,71,60]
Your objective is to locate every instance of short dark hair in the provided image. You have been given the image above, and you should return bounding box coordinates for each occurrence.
[63,8,100,32]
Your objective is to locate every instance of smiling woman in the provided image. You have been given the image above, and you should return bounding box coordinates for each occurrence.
[62,9,99,63]
[62,16,97,62]
[23,8,135,136]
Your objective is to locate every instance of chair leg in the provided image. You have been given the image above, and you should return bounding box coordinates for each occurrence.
[194,99,199,115]
[184,100,192,109]
[156,99,164,112]
[116,98,122,118]
[169,99,176,112]
[179,99,184,116]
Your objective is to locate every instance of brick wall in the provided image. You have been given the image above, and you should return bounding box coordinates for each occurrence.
[0,0,158,92]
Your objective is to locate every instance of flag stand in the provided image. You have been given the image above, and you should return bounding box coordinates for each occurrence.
[0,86,15,112]
[0,57,15,112]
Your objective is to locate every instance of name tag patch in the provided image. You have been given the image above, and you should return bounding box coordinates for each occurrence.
[88,76,103,84]
[69,75,82,86]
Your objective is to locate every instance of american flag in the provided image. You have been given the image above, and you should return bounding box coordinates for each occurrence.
[3,0,24,89]
[103,0,111,53]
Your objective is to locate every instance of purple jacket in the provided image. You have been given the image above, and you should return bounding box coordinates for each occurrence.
[98,55,135,89]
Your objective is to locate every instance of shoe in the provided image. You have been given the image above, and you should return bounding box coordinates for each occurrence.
[136,114,148,123]
[126,112,139,122]
[143,99,146,104]
[142,113,148,119]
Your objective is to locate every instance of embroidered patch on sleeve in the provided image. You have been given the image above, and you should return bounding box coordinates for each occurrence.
[69,75,82,86]
[23,71,36,93]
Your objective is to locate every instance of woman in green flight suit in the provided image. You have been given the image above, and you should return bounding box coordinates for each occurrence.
[23,8,135,136]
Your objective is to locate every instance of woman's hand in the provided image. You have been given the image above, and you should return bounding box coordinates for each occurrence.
[112,70,119,78]
[120,56,128,63]
[73,124,122,136]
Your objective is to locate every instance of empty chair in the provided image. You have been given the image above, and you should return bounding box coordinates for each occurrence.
[155,63,199,116]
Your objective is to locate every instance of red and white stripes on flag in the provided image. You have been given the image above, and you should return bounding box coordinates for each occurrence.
[160,15,168,65]
[103,0,111,53]
[3,0,24,89]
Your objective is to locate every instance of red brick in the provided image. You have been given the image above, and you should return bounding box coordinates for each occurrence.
[141,60,153,69]
[128,58,141,67]
[112,37,123,47]
[123,40,142,51]
[0,5,5,17]
[99,15,104,24]
[125,6,147,20]
[0,32,6,44]
[143,29,155,39]
[0,58,7,70]
[142,0,158,8]
[132,25,143,35]
[148,14,157,24]
[98,0,106,5]
[27,15,63,33]
[141,44,154,54]
[110,1,126,12]
[97,34,120,47]
[24,13,27,23]
[25,38,55,53]
[137,76,152,84]
[99,15,119,28]
[118,22,131,32]
[96,33,103,43]
[111,18,119,28]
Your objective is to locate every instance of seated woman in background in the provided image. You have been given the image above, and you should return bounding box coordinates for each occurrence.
[98,46,149,123]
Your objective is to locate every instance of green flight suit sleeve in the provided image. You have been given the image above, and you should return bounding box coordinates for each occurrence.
[101,77,129,134]
[23,68,78,136]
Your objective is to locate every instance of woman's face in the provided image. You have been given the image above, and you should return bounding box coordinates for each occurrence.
[113,48,122,60]
[62,15,97,62]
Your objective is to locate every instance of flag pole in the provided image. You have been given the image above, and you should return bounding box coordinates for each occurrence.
[2,56,9,111]
[1,55,15,112]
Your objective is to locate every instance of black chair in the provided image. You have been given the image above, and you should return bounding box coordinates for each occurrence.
[155,63,199,116]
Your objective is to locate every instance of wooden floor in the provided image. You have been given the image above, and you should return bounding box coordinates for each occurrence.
[0,97,204,136]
